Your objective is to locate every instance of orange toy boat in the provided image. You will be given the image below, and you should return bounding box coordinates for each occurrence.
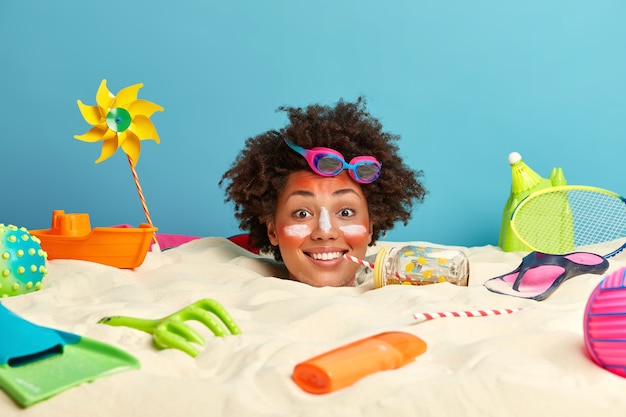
[30,210,157,269]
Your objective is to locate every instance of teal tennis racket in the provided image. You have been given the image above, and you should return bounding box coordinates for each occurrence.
[509,185,626,258]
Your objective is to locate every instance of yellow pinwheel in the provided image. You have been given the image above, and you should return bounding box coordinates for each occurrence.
[74,79,163,250]
[75,79,163,166]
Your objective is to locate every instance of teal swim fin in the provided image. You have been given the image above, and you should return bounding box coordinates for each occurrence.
[0,303,139,407]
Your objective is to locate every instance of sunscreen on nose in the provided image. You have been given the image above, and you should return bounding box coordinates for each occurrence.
[319,207,331,232]
[292,331,427,394]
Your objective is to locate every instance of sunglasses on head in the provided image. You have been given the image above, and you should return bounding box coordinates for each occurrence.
[284,138,382,184]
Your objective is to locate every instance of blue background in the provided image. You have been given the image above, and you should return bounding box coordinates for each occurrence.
[2,0,625,247]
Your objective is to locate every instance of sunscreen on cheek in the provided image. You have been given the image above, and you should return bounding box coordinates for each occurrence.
[283,224,311,238]
[339,224,367,236]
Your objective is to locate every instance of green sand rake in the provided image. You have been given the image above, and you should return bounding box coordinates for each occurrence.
[99,298,241,357]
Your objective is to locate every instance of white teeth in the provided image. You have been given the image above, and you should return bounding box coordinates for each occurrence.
[310,252,343,261]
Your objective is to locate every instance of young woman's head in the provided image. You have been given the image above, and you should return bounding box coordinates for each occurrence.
[220,97,426,286]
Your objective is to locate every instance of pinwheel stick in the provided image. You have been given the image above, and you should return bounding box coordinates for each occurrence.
[127,155,160,250]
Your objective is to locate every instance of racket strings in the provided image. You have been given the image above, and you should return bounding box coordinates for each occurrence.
[511,189,626,254]
[571,191,626,245]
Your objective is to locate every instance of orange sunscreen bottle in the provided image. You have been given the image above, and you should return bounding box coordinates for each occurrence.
[292,331,427,394]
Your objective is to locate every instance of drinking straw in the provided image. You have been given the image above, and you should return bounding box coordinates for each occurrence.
[413,308,522,322]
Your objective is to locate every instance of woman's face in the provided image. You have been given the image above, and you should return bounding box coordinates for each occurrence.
[266,170,373,287]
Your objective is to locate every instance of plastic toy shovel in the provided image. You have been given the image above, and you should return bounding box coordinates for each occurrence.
[0,303,139,407]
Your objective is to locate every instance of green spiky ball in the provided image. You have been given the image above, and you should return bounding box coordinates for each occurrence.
[0,224,47,297]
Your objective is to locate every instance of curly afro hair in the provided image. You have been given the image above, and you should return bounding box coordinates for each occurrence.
[219,97,427,260]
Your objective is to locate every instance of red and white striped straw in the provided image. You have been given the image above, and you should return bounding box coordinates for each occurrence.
[342,253,410,280]
[413,308,522,322]
[343,253,375,268]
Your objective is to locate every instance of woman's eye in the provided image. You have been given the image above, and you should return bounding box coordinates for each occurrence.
[339,208,355,217]
[294,210,312,219]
